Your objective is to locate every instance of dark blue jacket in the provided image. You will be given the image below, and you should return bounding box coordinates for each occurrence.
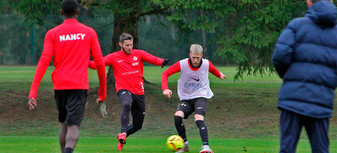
[272,1,337,118]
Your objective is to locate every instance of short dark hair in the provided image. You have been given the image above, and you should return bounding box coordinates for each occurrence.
[61,0,79,17]
[119,33,133,43]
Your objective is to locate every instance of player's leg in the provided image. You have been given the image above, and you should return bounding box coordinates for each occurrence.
[55,90,68,153]
[64,125,79,153]
[59,123,67,153]
[304,117,329,153]
[175,100,193,152]
[279,109,302,153]
[118,90,133,134]
[126,94,145,136]
[117,90,133,151]
[63,90,87,153]
[194,98,212,153]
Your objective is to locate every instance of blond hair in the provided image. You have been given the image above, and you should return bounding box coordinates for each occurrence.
[190,44,203,54]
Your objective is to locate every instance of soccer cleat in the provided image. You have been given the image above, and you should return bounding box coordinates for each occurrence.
[176,142,190,153]
[117,133,126,151]
[199,145,214,153]
[117,142,124,151]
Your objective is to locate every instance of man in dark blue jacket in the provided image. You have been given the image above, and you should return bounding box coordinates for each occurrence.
[272,0,337,152]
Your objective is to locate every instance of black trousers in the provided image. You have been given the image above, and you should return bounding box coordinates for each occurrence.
[118,89,145,136]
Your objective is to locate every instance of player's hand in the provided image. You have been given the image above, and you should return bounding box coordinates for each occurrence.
[163,89,172,98]
[96,98,104,104]
[220,72,226,80]
[27,98,37,110]
[161,58,170,68]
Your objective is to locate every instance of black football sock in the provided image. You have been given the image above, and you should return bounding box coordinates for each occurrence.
[174,116,187,142]
[196,120,209,145]
[64,147,73,153]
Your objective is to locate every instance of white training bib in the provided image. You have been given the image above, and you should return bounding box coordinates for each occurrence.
[177,58,213,100]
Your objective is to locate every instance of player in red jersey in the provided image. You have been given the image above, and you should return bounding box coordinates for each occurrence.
[27,1,107,153]
[162,44,226,153]
[89,33,169,151]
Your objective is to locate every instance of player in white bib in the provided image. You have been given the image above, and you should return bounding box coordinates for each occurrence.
[162,44,226,153]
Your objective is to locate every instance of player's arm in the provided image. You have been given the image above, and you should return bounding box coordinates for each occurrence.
[141,50,169,67]
[272,20,296,78]
[28,31,54,110]
[209,61,226,80]
[89,53,113,70]
[90,30,107,102]
[162,62,181,98]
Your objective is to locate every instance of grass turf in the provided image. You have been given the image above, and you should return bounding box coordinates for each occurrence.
[2,136,337,153]
[2,66,337,152]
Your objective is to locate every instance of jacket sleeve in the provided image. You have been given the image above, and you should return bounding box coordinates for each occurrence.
[29,31,54,99]
[162,61,181,90]
[90,30,106,101]
[141,50,164,66]
[272,20,296,78]
[89,53,114,70]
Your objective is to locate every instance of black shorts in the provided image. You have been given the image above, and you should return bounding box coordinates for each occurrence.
[55,90,87,126]
[176,97,207,119]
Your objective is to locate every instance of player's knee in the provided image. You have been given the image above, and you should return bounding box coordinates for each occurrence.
[122,102,132,110]
[174,111,184,118]
[194,114,204,121]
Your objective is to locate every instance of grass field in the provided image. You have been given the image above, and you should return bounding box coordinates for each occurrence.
[2,136,337,153]
[1,66,337,152]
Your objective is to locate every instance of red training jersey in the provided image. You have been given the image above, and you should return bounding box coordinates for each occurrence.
[162,58,221,90]
[90,49,164,95]
[29,19,107,101]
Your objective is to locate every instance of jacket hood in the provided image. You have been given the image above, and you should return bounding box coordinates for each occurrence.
[306,0,337,27]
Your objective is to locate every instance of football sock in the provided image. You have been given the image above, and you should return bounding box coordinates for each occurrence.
[202,145,210,150]
[64,147,73,153]
[174,116,187,142]
[196,120,209,145]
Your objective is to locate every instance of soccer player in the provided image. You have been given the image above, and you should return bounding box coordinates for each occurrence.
[89,33,169,151]
[272,0,337,152]
[27,0,107,153]
[162,44,226,153]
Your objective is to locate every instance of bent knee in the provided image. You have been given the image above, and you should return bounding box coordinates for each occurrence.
[175,111,185,118]
[194,114,204,121]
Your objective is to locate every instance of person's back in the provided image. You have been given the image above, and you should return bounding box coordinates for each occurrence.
[273,0,337,118]
[272,0,337,152]
[47,19,100,89]
[27,0,106,153]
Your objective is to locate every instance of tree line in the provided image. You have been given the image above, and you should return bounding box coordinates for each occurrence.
[1,0,312,79]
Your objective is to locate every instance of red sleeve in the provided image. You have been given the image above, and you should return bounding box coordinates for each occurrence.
[209,60,221,78]
[90,31,107,101]
[29,31,54,99]
[89,53,114,70]
[162,61,181,90]
[141,50,164,66]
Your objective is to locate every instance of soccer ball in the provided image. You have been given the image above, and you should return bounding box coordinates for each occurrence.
[166,135,184,152]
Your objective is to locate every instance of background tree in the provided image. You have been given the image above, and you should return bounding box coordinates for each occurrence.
[9,0,315,80]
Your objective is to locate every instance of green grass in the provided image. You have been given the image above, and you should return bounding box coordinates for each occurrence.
[1,136,337,153]
[0,66,282,90]
[2,66,337,152]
